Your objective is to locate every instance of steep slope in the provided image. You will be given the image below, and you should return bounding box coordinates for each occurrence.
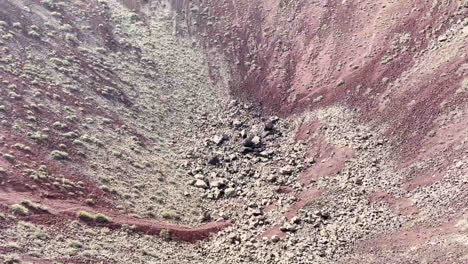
[0,0,231,249]
[175,0,468,262]
[0,0,467,263]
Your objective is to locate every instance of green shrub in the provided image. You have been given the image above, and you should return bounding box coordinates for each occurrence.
[3,153,15,162]
[29,131,49,142]
[77,210,94,222]
[20,200,49,212]
[12,143,31,152]
[95,213,112,223]
[161,210,179,220]
[77,211,112,223]
[4,254,21,264]
[51,150,69,160]
[10,204,29,216]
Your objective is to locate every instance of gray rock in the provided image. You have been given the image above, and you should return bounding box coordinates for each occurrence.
[280,165,294,175]
[291,216,301,224]
[438,35,447,42]
[244,135,261,148]
[264,121,275,131]
[210,179,226,189]
[194,174,205,180]
[212,134,228,145]
[194,179,209,189]
[233,119,242,127]
[228,99,238,107]
[280,222,298,232]
[271,235,280,243]
[251,136,261,145]
[224,187,236,198]
[200,210,212,222]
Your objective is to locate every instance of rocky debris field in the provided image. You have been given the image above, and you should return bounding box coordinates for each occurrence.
[0,0,467,263]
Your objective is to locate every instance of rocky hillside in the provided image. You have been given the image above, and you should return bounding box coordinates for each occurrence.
[0,0,467,263]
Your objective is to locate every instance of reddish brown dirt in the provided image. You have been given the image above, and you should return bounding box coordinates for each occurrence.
[0,191,229,242]
[178,0,467,161]
[296,119,355,185]
[369,192,419,216]
[299,145,354,185]
[0,0,231,248]
[0,0,467,262]
[175,0,468,257]
[402,111,468,191]
[355,215,464,253]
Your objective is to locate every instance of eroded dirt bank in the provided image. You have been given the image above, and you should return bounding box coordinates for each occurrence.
[0,0,467,263]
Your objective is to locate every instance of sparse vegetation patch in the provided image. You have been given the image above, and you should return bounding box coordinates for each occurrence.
[10,204,29,216]
[77,210,112,224]
[50,150,69,160]
[77,210,95,222]
[95,213,112,223]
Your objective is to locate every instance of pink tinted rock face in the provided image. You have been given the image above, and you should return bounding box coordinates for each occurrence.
[177,0,467,158]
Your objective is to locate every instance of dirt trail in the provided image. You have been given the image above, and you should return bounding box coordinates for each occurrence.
[0,191,229,242]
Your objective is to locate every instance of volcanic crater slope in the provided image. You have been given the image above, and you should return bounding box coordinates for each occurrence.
[0,0,467,263]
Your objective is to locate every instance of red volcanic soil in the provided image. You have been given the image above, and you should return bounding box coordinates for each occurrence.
[0,0,231,250]
[0,191,229,243]
[0,0,467,262]
[179,0,467,157]
[173,0,467,260]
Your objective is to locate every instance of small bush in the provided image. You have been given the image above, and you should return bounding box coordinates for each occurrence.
[62,131,78,139]
[51,150,69,160]
[12,22,21,29]
[77,211,112,224]
[4,254,21,264]
[34,230,48,240]
[52,121,67,130]
[29,131,49,142]
[50,11,62,17]
[28,30,40,38]
[69,241,83,249]
[20,200,49,212]
[95,213,112,223]
[77,210,94,222]
[13,143,31,152]
[161,210,179,220]
[10,204,29,216]
[3,153,15,162]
